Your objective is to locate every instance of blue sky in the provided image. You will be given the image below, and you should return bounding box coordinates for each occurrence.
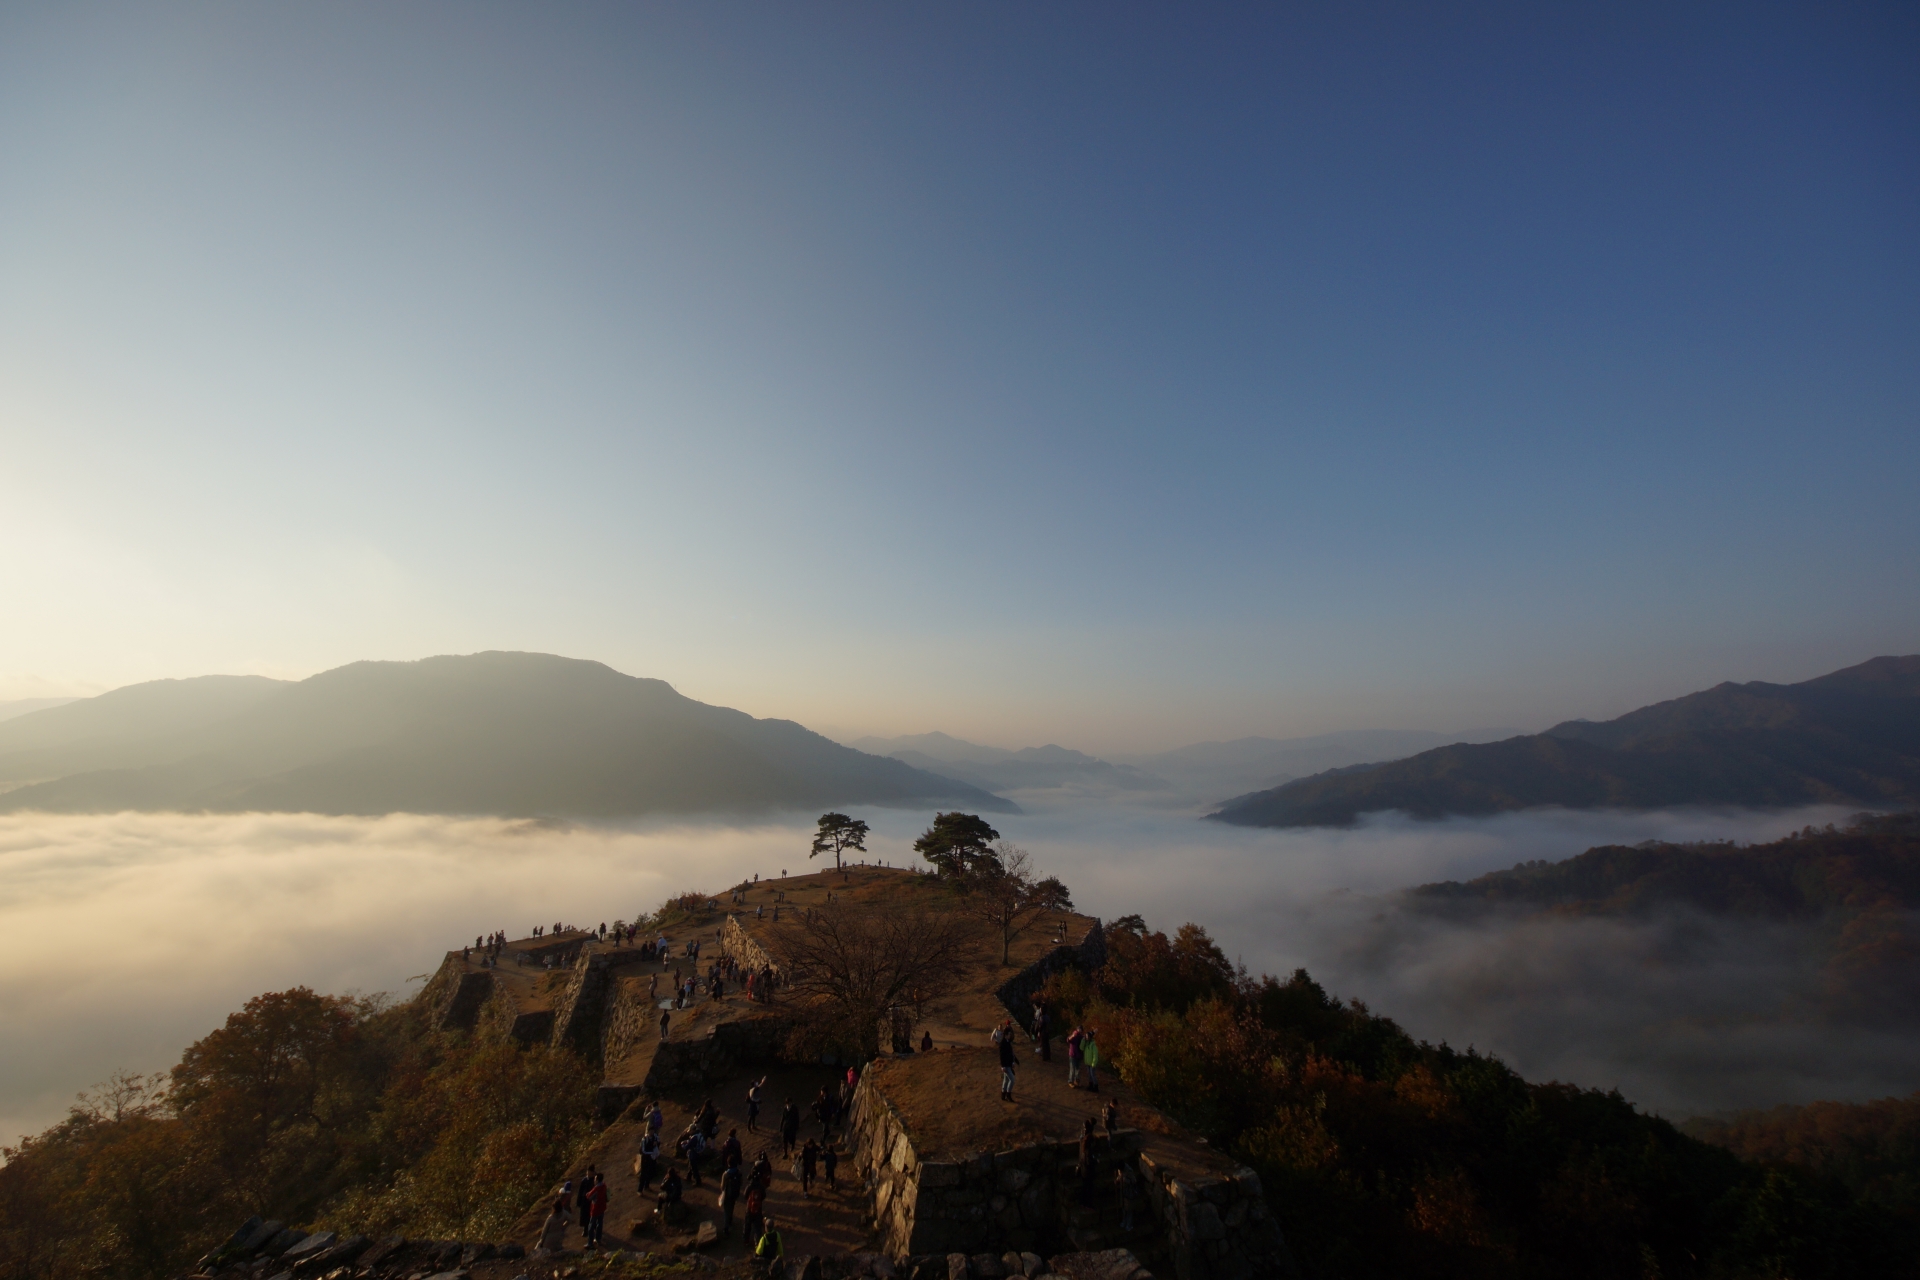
[2,3,1914,750]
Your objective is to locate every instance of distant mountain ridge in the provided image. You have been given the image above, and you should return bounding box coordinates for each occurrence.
[1210,656,1920,828]
[851,726,1518,802]
[849,732,1166,794]
[0,652,1009,818]
[0,696,82,724]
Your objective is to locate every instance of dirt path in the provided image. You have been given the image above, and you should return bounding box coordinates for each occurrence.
[513,1061,876,1260]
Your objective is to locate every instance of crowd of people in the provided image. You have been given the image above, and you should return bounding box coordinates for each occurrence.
[536,1067,863,1261]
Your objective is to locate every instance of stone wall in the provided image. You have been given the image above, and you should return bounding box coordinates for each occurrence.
[642,1014,789,1095]
[1134,1158,1288,1280]
[847,1066,1292,1280]
[601,973,659,1068]
[421,957,494,1032]
[849,1068,1150,1260]
[721,913,782,979]
[994,920,1107,1033]
[551,946,658,1060]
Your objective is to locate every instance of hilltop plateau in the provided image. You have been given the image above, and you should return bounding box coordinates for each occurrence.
[1211,655,1920,828]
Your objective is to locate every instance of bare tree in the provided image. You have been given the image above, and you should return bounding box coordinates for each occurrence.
[956,841,1075,965]
[767,897,981,1058]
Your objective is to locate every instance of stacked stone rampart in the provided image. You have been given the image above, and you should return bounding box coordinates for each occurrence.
[643,1014,788,1094]
[721,913,781,977]
[550,945,659,1059]
[847,1066,1290,1280]
[1135,1159,1284,1280]
[995,921,1107,1032]
[421,953,512,1029]
[601,973,658,1067]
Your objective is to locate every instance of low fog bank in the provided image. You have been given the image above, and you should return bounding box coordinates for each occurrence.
[0,812,792,1144]
[982,802,1914,1117]
[0,802,1888,1142]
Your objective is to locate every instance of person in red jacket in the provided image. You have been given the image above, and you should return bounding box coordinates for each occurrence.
[584,1175,609,1246]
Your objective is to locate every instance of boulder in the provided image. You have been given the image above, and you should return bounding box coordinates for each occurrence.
[497,1244,526,1260]
[1020,1255,1044,1278]
[262,1229,305,1257]
[972,1255,1005,1278]
[459,1243,495,1266]
[947,1254,971,1280]
[1047,1251,1153,1280]
[237,1219,285,1255]
[211,1216,264,1262]
[293,1234,370,1276]
[358,1236,408,1270]
[694,1221,720,1250]
[280,1233,336,1263]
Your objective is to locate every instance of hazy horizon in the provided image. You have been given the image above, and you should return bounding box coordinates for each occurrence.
[4,646,1910,761]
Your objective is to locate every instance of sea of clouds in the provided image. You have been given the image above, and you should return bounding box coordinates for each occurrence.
[1,800,1902,1145]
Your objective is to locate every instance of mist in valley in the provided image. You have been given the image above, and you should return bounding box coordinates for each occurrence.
[2,799,1893,1146]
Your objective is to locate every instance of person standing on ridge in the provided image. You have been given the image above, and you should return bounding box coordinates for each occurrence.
[800,1137,820,1195]
[719,1156,743,1239]
[780,1098,800,1157]
[1066,1025,1086,1087]
[743,1178,766,1248]
[998,1019,1019,1102]
[637,1129,661,1193]
[755,1216,783,1267]
[584,1172,608,1245]
[747,1077,764,1132]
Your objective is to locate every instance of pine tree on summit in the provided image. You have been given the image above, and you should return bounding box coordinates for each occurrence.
[810,813,870,869]
[913,811,1001,878]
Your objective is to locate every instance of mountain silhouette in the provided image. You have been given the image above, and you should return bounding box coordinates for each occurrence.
[1209,656,1920,828]
[0,652,1010,817]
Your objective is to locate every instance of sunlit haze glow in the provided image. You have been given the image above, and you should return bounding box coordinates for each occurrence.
[2,5,1916,750]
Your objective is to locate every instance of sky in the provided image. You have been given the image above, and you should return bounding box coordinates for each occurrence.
[2,3,1915,753]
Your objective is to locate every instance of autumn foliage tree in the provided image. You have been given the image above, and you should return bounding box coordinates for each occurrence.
[0,987,596,1280]
[1073,916,1918,1279]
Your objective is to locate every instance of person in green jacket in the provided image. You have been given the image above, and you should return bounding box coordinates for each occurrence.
[755,1216,784,1266]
